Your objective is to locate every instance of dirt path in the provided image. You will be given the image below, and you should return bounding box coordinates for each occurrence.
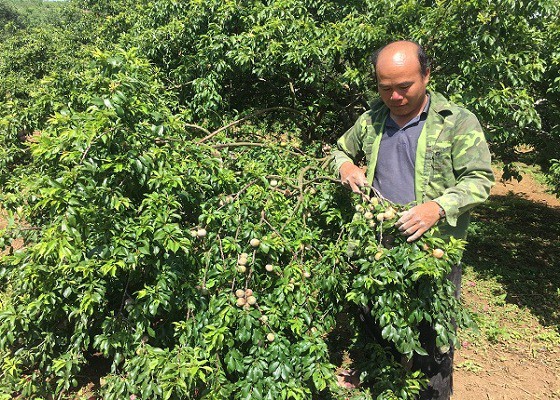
[490,167,560,208]
[453,168,560,399]
[454,347,559,400]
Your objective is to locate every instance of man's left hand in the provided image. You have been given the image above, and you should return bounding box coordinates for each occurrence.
[395,201,442,242]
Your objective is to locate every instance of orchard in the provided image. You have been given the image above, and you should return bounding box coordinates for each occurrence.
[1,0,559,399]
[0,49,467,398]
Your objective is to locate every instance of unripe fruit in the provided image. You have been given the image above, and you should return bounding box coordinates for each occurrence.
[265,264,274,272]
[238,256,248,266]
[244,289,253,297]
[266,333,275,342]
[190,229,198,237]
[374,250,384,261]
[250,238,261,247]
[432,248,445,259]
[368,220,376,228]
[235,289,245,298]
[196,228,207,238]
[383,210,395,220]
[364,211,374,220]
[376,213,385,222]
[370,197,379,206]
[355,204,364,213]
[260,315,268,323]
[237,265,247,273]
[246,295,257,305]
[303,271,311,278]
[270,179,278,187]
[236,297,247,307]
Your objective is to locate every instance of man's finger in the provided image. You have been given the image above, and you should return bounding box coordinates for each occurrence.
[395,211,411,227]
[407,228,425,242]
[351,184,362,194]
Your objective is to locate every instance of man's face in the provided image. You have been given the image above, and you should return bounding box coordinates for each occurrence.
[376,50,430,123]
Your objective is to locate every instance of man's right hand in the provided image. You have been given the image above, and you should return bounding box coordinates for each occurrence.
[339,162,368,193]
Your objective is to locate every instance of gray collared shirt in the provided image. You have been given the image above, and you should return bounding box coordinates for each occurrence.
[373,97,430,205]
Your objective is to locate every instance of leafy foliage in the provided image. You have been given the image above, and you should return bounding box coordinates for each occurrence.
[3,0,560,167]
[1,0,559,398]
[547,160,560,196]
[346,195,469,358]
[0,48,468,398]
[413,0,560,176]
[0,0,24,35]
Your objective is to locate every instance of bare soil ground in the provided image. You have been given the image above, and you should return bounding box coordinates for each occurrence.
[453,168,560,400]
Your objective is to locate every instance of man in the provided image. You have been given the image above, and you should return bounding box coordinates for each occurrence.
[331,40,494,399]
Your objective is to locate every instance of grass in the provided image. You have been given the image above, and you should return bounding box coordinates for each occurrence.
[464,194,560,331]
[457,191,560,377]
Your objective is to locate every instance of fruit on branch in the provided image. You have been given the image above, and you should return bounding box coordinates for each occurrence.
[432,248,445,259]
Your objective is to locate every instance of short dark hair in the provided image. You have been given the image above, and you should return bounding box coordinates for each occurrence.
[371,41,431,77]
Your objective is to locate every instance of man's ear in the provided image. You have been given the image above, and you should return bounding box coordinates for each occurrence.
[424,68,431,82]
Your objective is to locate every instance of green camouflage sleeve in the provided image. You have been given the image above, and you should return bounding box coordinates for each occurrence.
[331,114,367,174]
[432,113,495,227]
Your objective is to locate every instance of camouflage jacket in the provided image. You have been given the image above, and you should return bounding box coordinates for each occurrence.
[332,91,495,239]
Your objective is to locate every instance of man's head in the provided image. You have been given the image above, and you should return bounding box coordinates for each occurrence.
[372,41,430,124]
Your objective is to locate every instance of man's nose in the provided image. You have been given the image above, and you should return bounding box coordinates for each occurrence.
[390,91,403,101]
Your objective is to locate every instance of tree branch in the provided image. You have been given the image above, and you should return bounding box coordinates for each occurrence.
[185,123,212,137]
[197,107,308,144]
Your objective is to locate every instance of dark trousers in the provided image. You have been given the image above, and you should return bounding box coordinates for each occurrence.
[360,264,462,400]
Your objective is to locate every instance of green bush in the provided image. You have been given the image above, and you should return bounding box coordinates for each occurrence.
[0,48,469,399]
[2,0,558,397]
